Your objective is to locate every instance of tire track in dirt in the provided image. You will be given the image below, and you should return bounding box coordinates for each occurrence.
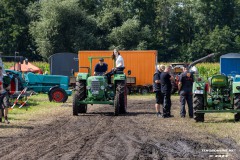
[58,116,118,160]
[80,118,144,160]
[0,98,239,159]
[0,115,73,159]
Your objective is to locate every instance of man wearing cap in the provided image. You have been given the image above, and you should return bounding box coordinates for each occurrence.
[178,65,194,118]
[94,58,108,76]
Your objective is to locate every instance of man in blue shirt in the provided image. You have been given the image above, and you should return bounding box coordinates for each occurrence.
[94,58,108,76]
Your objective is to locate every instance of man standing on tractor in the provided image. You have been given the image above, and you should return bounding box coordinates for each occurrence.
[105,48,125,83]
[178,65,194,118]
[94,58,108,76]
[153,64,165,117]
[160,65,174,118]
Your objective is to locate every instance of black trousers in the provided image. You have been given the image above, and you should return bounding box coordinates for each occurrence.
[162,92,171,117]
[105,67,124,84]
[180,90,193,117]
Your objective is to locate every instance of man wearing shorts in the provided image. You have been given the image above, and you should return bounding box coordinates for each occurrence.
[153,65,165,117]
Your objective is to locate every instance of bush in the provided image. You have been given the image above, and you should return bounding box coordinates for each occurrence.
[3,61,49,73]
[196,63,220,80]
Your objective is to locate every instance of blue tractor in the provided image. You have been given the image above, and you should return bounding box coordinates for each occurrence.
[5,69,72,103]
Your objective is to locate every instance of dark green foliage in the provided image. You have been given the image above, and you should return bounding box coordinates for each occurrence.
[0,0,40,60]
[1,0,240,61]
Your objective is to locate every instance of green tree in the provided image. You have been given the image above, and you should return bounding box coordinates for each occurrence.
[28,0,99,59]
[108,17,152,50]
[207,26,238,53]
[0,0,36,58]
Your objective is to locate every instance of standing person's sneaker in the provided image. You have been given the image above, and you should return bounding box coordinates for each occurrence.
[156,112,162,117]
[5,120,10,124]
[4,116,10,124]
[189,116,193,118]
[181,115,186,118]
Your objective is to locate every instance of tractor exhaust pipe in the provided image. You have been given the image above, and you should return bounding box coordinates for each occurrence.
[188,53,216,69]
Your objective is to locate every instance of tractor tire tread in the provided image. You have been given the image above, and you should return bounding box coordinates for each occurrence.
[193,95,205,122]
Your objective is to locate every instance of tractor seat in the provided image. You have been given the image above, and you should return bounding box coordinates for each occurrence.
[115,67,125,74]
[115,71,124,74]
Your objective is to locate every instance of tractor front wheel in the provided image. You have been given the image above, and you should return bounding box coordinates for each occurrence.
[193,94,205,122]
[234,94,240,121]
[73,81,87,116]
[114,93,120,116]
[114,81,127,115]
[49,87,68,103]
[73,94,80,116]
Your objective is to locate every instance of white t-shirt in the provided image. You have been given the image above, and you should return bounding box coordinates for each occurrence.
[116,55,124,67]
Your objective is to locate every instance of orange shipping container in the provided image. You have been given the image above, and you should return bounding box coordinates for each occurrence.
[78,50,157,86]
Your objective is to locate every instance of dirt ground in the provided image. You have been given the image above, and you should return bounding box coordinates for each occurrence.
[0,96,239,160]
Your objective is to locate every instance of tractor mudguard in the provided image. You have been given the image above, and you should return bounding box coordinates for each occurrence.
[232,81,240,94]
[192,81,206,95]
[76,73,89,81]
[48,86,68,103]
[113,74,126,81]
[48,86,59,95]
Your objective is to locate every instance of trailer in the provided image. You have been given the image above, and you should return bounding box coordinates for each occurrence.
[48,53,78,86]
[220,53,240,75]
[76,50,158,94]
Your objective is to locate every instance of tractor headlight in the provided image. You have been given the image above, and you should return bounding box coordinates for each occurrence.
[86,86,91,90]
[236,86,240,90]
[101,85,105,90]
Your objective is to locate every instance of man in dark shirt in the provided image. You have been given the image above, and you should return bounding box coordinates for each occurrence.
[94,58,108,76]
[153,64,165,117]
[178,65,194,118]
[160,65,174,118]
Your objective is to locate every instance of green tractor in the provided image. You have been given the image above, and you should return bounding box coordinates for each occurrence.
[193,73,240,122]
[73,56,127,116]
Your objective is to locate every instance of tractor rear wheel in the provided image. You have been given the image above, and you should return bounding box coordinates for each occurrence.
[73,94,80,116]
[193,94,205,122]
[114,81,126,115]
[114,93,120,116]
[234,94,240,121]
[73,81,87,116]
[49,87,68,103]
